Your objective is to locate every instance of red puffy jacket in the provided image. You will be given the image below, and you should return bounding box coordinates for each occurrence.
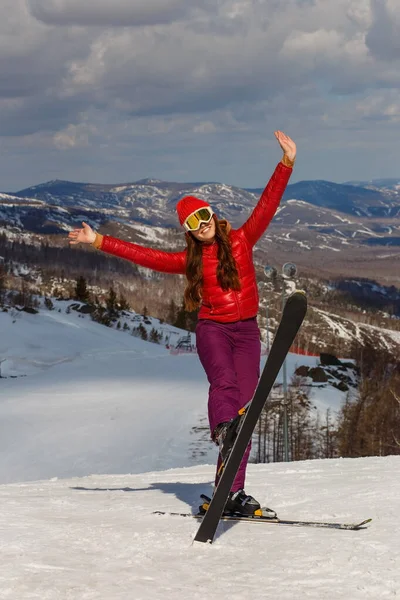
[95,162,292,323]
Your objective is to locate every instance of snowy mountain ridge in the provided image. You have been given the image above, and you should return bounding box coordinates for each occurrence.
[2,177,400,293]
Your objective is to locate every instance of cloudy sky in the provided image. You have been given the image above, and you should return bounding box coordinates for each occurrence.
[0,0,399,191]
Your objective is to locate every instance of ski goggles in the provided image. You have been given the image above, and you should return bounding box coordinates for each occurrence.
[183,207,214,232]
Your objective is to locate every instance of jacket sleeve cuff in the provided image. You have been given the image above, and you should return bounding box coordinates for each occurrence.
[92,233,104,249]
[281,154,295,168]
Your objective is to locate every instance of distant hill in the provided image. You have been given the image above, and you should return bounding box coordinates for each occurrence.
[12,176,400,221]
[2,174,400,285]
[247,179,400,218]
[345,178,400,190]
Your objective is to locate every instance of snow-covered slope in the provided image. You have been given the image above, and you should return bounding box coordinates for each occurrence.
[0,457,399,599]
[0,302,399,598]
[0,303,212,484]
[0,301,348,485]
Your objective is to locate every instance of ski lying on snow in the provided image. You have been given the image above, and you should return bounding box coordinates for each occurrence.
[153,511,372,531]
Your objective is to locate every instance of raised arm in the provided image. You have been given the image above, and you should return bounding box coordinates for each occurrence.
[68,223,186,274]
[239,160,293,246]
[93,233,187,274]
[239,131,296,247]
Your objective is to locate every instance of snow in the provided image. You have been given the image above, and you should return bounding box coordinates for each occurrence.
[0,305,210,484]
[352,229,382,238]
[0,303,399,598]
[296,241,311,249]
[314,308,354,341]
[317,245,341,252]
[334,229,346,237]
[110,185,130,193]
[332,214,353,224]
[359,320,400,346]
[286,199,309,206]
[0,458,399,599]
[132,224,171,243]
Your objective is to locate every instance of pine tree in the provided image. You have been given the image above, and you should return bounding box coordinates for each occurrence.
[119,293,130,311]
[91,303,111,327]
[337,343,400,457]
[138,323,148,340]
[44,297,54,311]
[106,286,119,320]
[14,280,33,308]
[167,299,177,324]
[149,328,160,344]
[174,302,187,329]
[75,276,90,303]
[185,308,198,332]
[0,263,6,306]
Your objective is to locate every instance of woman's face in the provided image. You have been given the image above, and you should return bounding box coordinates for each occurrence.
[190,216,216,243]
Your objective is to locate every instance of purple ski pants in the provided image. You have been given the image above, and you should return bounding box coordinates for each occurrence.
[195,317,261,492]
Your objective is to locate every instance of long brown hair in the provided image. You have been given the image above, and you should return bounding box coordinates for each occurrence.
[183,216,241,311]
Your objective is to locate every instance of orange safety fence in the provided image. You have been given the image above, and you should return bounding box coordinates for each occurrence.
[261,344,320,357]
[289,346,320,357]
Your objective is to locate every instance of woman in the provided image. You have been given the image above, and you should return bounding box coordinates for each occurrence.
[68,130,296,516]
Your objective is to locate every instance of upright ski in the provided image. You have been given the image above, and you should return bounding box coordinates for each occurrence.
[193,290,308,544]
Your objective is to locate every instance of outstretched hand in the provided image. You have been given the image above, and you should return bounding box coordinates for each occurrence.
[274,131,296,161]
[68,222,96,245]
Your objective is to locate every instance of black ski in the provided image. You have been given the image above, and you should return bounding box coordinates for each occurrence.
[193,290,308,543]
[154,511,371,531]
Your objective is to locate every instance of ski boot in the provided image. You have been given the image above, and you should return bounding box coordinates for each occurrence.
[224,489,262,516]
[198,492,277,519]
[212,408,248,459]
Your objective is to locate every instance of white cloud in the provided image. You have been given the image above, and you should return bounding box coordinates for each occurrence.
[192,121,217,134]
[0,0,399,189]
[281,29,344,62]
[356,91,400,122]
[53,123,96,150]
[28,0,196,27]
[366,0,400,60]
[2,0,398,126]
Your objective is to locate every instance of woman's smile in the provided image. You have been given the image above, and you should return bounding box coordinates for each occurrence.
[191,217,216,241]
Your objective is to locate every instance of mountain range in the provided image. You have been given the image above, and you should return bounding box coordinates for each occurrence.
[1,174,400,284]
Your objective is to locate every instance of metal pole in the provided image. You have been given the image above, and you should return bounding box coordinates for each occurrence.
[281,262,298,462]
[281,283,289,462]
[263,265,277,354]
